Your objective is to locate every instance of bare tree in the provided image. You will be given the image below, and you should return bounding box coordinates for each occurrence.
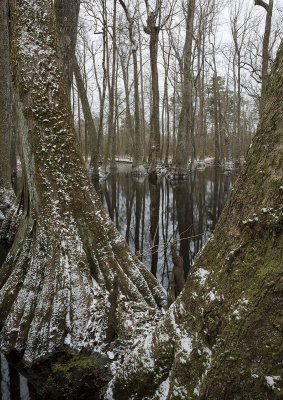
[118,0,144,173]
[230,0,253,163]
[254,0,274,113]
[171,0,196,178]
[143,0,175,176]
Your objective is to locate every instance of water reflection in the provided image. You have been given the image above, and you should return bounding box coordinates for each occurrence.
[0,354,30,400]
[97,166,238,289]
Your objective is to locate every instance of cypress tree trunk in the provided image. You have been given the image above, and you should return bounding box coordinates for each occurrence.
[144,11,161,175]
[255,0,273,115]
[108,41,283,399]
[0,0,165,372]
[171,0,195,179]
[73,57,99,179]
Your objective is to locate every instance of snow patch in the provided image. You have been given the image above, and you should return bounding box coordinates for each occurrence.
[265,376,280,390]
[155,377,170,399]
[107,351,115,360]
[195,268,209,285]
[180,337,193,355]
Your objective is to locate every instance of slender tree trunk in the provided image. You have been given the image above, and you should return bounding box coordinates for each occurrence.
[199,61,206,161]
[73,58,99,178]
[144,11,161,176]
[111,54,118,168]
[224,71,232,162]
[132,47,143,170]
[172,0,196,178]
[213,73,220,165]
[161,32,171,167]
[255,0,273,114]
[0,0,14,208]
[109,0,117,170]
[90,17,107,177]
[138,18,146,163]
[120,52,133,157]
[172,68,177,162]
[150,30,161,165]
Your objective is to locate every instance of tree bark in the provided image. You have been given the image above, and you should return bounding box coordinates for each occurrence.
[54,0,80,94]
[0,0,14,209]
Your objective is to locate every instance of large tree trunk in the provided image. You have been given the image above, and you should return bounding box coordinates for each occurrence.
[0,0,165,377]
[108,41,283,399]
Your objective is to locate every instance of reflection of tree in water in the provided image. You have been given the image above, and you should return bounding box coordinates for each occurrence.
[160,179,170,288]
[173,180,192,278]
[97,167,237,288]
[149,181,160,277]
[134,180,142,253]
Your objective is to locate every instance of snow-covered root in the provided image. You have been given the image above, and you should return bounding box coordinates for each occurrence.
[0,194,166,365]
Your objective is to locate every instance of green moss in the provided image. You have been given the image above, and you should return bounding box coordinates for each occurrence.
[31,348,110,399]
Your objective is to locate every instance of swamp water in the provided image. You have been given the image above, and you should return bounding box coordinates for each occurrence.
[0,166,238,399]
[95,166,238,288]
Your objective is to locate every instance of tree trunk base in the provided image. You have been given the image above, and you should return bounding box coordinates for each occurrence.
[132,165,147,177]
[166,167,190,180]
